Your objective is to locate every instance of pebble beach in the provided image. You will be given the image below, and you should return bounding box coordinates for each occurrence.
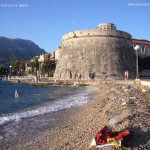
[1,80,150,150]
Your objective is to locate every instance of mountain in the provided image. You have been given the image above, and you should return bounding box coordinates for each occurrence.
[0,37,46,68]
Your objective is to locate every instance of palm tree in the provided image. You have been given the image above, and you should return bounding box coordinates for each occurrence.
[11,60,20,76]
[30,57,39,74]
[41,53,56,77]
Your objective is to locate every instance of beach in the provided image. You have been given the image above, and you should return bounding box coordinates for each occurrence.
[1,80,150,150]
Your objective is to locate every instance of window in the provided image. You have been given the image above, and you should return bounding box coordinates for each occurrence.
[141,45,145,54]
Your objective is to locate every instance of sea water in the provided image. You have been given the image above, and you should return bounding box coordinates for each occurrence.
[0,81,96,125]
[0,81,96,149]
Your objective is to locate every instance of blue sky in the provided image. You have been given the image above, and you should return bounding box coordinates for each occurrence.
[0,0,150,52]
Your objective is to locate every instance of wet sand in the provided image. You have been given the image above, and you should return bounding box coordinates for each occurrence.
[1,80,150,150]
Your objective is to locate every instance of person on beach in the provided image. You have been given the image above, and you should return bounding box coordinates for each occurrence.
[89,71,92,80]
[124,71,129,80]
[91,72,96,80]
[78,74,82,81]
[70,71,72,79]
[74,73,76,80]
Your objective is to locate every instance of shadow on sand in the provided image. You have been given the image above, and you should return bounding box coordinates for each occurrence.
[122,113,150,149]
[122,126,150,149]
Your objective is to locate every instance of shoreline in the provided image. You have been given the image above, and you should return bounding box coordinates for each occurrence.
[0,84,93,126]
[0,80,150,150]
[2,77,141,85]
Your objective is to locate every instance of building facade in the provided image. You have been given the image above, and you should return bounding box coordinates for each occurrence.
[132,39,150,57]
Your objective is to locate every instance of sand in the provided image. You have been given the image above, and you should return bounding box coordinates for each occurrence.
[1,80,150,150]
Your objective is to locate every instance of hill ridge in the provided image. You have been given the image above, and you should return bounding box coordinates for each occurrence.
[0,36,46,68]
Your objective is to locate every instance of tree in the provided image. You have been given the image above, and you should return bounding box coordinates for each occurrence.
[0,67,8,75]
[41,53,56,77]
[10,60,26,76]
[11,60,20,76]
[30,57,39,74]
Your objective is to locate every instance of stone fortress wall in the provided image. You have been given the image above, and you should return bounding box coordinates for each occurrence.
[54,23,136,80]
[62,29,132,42]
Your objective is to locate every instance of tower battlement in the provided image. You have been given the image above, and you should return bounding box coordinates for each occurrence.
[62,29,132,42]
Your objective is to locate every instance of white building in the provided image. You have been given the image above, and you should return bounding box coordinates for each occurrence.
[133,39,150,57]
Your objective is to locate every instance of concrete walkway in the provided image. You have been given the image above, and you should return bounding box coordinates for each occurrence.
[141,80,150,87]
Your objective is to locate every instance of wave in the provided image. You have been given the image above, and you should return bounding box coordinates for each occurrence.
[0,87,96,126]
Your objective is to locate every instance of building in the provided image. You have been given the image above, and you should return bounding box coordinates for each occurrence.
[25,60,32,75]
[50,48,60,61]
[132,39,150,57]
[54,23,136,80]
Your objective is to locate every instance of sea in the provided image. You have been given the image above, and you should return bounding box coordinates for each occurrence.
[0,80,95,149]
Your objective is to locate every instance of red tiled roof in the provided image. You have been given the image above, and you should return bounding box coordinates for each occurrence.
[132,39,150,45]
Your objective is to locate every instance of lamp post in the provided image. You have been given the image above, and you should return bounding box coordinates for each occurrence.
[34,67,38,82]
[134,45,140,80]
[38,61,41,82]
[38,54,45,82]
[21,69,23,79]
[5,70,7,80]
[9,65,12,80]
[34,68,36,76]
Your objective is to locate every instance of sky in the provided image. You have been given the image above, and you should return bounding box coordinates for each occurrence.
[0,0,150,52]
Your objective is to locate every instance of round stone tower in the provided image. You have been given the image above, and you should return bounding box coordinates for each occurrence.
[54,23,136,80]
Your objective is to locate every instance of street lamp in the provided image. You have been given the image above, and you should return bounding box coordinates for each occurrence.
[5,70,7,80]
[34,68,36,76]
[9,65,12,80]
[38,55,44,82]
[34,67,38,82]
[38,60,42,82]
[134,45,140,80]
[21,69,23,79]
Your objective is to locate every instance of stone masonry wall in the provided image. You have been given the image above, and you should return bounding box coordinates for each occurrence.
[54,29,136,80]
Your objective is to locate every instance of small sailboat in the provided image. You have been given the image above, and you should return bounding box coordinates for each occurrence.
[15,89,19,98]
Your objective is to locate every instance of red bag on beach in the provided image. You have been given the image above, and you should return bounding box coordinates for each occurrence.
[95,126,131,146]
[95,126,113,144]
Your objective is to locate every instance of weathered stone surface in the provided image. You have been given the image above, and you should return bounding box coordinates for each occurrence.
[54,23,136,80]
